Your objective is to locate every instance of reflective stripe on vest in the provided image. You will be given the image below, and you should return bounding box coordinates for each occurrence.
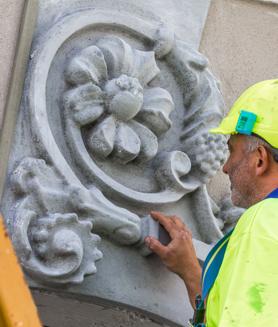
[201,228,233,300]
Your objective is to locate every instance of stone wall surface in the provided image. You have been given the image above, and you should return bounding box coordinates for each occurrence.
[0,0,25,128]
[200,0,278,202]
[0,0,277,326]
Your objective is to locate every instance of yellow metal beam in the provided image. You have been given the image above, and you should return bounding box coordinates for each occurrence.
[0,216,42,326]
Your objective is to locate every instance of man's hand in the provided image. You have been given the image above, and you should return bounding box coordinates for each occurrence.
[144,211,202,308]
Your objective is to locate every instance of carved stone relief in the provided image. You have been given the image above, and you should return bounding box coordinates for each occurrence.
[64,36,173,164]
[11,157,142,284]
[6,8,232,283]
[1,3,243,326]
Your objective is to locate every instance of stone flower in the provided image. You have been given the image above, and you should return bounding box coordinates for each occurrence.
[64,36,174,164]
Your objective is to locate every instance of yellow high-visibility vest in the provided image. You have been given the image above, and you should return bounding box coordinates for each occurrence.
[206,197,278,326]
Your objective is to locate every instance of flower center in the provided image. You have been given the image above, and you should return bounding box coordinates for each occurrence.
[104,75,143,121]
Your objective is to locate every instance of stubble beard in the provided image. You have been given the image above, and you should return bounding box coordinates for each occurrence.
[230,158,256,209]
[231,185,255,208]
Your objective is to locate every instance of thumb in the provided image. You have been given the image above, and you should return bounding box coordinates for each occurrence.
[145,237,168,258]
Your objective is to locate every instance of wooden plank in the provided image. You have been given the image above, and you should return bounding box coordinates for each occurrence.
[0,216,41,326]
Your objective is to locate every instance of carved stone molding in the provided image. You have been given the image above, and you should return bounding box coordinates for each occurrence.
[11,157,142,284]
[28,9,227,205]
[7,8,231,285]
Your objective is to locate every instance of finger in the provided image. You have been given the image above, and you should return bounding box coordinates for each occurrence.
[150,211,175,231]
[171,229,192,244]
[145,236,168,258]
[170,215,185,228]
[167,216,193,238]
[151,212,188,240]
[150,212,180,239]
[151,212,184,229]
[172,217,192,236]
[150,211,168,221]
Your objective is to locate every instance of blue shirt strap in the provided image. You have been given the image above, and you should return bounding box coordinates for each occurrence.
[265,188,278,199]
[201,228,233,300]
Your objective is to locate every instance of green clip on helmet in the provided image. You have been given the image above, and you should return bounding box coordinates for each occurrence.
[210,79,278,149]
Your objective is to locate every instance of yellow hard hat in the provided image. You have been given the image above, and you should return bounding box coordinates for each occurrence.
[210,79,278,148]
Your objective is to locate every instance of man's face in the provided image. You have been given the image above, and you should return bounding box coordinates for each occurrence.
[222,135,256,208]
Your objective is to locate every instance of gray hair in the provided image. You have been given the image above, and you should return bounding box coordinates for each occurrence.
[245,135,278,162]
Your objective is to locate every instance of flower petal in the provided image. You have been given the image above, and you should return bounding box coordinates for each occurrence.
[73,105,104,126]
[114,123,141,164]
[127,121,158,162]
[65,46,108,85]
[96,36,159,86]
[136,87,174,135]
[96,36,133,80]
[87,116,116,158]
[64,83,103,111]
[63,83,104,125]
[132,51,159,86]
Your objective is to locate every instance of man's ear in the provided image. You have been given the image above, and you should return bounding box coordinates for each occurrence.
[255,145,270,176]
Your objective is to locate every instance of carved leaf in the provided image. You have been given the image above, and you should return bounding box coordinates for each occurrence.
[136,87,174,136]
[132,51,160,86]
[68,185,141,245]
[153,24,175,59]
[167,40,224,138]
[96,36,159,86]
[11,158,142,284]
[65,46,108,85]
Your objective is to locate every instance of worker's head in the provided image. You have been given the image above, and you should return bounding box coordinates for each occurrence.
[211,79,278,208]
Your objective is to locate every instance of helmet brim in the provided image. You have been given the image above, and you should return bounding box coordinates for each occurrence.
[209,115,238,135]
[210,126,231,134]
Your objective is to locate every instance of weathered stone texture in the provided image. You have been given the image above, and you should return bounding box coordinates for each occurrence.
[0,0,24,128]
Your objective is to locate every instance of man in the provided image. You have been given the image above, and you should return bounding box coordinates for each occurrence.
[145,79,278,326]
